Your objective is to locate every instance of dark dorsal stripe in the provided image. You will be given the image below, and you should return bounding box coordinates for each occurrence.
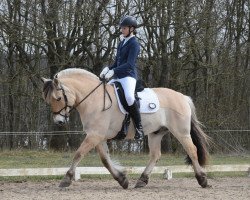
[43,80,53,100]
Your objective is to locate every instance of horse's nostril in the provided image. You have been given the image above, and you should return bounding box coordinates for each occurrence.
[58,120,64,126]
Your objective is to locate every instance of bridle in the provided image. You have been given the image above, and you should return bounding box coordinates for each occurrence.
[52,86,72,119]
[52,78,112,120]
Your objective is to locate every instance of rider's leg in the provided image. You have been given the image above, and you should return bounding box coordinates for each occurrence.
[119,77,144,140]
[128,100,144,140]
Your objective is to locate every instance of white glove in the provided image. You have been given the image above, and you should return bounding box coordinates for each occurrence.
[99,67,109,78]
[104,69,114,80]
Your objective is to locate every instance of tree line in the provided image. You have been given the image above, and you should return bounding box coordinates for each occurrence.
[0,0,249,152]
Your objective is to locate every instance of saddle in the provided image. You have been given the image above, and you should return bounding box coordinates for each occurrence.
[114,80,144,112]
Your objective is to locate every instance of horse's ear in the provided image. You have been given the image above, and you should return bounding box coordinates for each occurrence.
[41,77,53,102]
[41,77,51,83]
[53,78,59,87]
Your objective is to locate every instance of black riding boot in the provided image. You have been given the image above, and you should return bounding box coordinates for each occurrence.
[128,101,144,140]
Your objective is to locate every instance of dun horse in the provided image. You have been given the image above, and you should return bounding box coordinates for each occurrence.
[41,68,210,189]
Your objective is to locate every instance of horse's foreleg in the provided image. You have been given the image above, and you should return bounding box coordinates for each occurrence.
[59,134,103,188]
[96,142,129,189]
[135,132,164,188]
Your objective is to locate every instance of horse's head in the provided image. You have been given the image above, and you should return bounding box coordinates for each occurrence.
[41,77,76,126]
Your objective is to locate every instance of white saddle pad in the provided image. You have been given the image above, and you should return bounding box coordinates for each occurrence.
[112,85,160,114]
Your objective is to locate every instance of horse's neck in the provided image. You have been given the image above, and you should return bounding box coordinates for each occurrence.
[72,78,115,110]
[62,76,98,99]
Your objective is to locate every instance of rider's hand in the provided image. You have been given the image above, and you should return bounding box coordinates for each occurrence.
[104,69,114,80]
[99,67,109,78]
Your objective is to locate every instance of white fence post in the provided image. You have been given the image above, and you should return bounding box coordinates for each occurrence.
[163,169,172,180]
[74,169,81,181]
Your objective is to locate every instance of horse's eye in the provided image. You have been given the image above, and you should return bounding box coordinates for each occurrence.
[56,97,61,101]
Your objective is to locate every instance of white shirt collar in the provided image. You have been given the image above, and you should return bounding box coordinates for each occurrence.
[122,35,135,45]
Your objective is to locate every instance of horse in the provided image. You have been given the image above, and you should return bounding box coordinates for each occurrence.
[41,68,210,189]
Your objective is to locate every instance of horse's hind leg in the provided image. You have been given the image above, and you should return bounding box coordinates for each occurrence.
[177,135,208,187]
[59,134,103,188]
[135,132,164,188]
[171,121,208,188]
[96,141,129,189]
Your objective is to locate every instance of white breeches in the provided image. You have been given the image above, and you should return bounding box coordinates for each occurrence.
[109,77,136,106]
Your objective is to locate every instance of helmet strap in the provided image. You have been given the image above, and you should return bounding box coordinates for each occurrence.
[124,27,134,38]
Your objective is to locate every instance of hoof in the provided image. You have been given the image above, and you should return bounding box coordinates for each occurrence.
[116,172,129,189]
[135,179,147,188]
[135,174,148,188]
[59,177,72,188]
[195,173,208,188]
[121,177,129,189]
[59,170,74,188]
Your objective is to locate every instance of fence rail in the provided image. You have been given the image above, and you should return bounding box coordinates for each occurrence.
[0,130,249,153]
[0,164,249,181]
[0,130,249,135]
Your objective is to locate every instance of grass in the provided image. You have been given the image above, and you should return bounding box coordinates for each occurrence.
[0,150,249,168]
[0,150,249,182]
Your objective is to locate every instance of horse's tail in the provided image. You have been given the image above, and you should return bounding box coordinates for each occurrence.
[185,96,210,167]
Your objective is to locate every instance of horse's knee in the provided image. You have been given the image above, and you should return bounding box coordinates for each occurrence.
[149,152,161,164]
[73,150,82,161]
[76,135,103,156]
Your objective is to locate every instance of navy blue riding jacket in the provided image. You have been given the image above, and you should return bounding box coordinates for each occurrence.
[109,37,140,79]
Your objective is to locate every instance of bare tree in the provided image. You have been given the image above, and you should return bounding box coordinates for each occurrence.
[0,0,249,151]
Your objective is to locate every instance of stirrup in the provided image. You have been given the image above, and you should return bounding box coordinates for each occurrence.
[113,131,126,140]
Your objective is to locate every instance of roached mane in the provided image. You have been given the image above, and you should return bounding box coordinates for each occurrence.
[42,80,53,102]
[55,68,98,79]
[42,68,98,102]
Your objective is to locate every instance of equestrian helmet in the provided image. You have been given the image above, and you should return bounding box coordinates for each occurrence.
[120,16,138,28]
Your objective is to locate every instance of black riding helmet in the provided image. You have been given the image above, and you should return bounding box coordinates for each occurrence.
[119,16,138,28]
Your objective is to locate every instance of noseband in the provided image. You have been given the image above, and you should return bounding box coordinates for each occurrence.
[52,86,72,119]
[52,78,112,120]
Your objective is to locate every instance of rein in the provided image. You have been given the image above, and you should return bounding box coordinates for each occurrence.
[53,78,112,118]
[70,78,112,113]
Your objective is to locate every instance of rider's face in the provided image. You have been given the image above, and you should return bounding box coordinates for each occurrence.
[120,26,133,37]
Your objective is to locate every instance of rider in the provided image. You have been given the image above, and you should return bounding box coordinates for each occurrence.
[100,15,144,140]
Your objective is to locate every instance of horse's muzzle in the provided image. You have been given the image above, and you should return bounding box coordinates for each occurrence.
[53,114,68,126]
[56,120,66,126]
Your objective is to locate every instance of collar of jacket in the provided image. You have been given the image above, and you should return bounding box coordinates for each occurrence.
[121,35,135,48]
